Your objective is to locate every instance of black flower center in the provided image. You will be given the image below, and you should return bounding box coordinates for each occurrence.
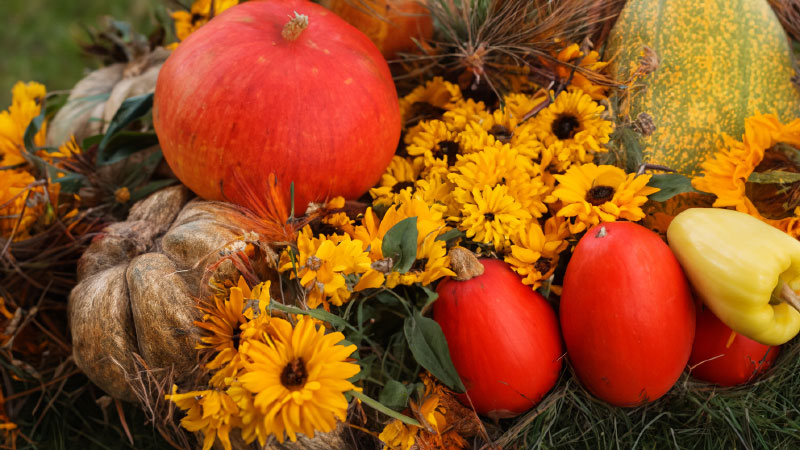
[280,358,308,388]
[586,185,615,206]
[551,114,581,140]
[489,124,513,144]
[407,102,446,127]
[411,257,429,272]
[231,329,241,350]
[534,258,551,274]
[438,140,460,166]
[392,181,415,194]
[484,212,496,221]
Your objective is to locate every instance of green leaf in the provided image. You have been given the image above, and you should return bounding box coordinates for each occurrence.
[404,313,465,392]
[97,93,153,163]
[747,170,800,184]
[97,131,159,166]
[382,217,418,273]
[647,173,703,202]
[351,390,420,426]
[23,109,46,156]
[435,228,463,243]
[379,380,410,411]
[268,303,352,332]
[130,179,177,203]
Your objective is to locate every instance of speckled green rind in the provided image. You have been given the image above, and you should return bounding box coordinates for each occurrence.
[607,0,800,176]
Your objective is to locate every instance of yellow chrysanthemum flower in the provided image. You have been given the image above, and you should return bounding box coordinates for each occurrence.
[369,156,423,207]
[166,386,240,450]
[551,43,609,100]
[448,145,550,219]
[552,164,659,234]
[504,217,569,289]
[413,173,455,217]
[458,184,531,251]
[236,316,360,443]
[406,120,461,177]
[441,98,487,132]
[530,88,613,167]
[0,81,46,168]
[379,419,418,450]
[378,374,450,450]
[0,170,46,241]
[350,196,453,287]
[279,228,371,309]
[692,113,800,237]
[169,0,240,48]
[385,234,455,288]
[399,77,462,126]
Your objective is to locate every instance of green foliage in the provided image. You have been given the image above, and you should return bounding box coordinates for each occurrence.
[647,173,705,202]
[382,217,419,273]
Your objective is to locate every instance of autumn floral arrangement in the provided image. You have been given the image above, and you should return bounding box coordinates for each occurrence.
[5,0,800,449]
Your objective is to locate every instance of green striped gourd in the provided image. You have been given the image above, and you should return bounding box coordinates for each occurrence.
[607,0,800,176]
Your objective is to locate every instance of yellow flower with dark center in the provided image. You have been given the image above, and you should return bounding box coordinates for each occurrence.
[0,81,47,168]
[692,113,800,237]
[196,277,271,384]
[505,217,569,289]
[169,0,240,49]
[166,386,240,450]
[369,156,423,207]
[406,120,460,178]
[237,316,360,443]
[553,164,659,234]
[456,94,543,156]
[399,77,462,126]
[531,88,612,162]
[458,184,531,251]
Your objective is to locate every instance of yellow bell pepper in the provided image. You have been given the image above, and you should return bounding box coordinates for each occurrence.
[667,208,800,346]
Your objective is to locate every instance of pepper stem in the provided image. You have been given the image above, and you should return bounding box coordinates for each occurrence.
[449,247,484,281]
[282,12,309,41]
[779,281,800,313]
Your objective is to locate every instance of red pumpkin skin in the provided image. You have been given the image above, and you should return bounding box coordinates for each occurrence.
[689,303,779,387]
[153,0,400,214]
[434,259,563,419]
[560,222,695,407]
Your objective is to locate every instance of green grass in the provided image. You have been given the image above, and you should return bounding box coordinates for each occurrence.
[1,0,165,107]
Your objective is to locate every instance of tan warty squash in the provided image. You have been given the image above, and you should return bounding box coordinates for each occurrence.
[68,185,247,401]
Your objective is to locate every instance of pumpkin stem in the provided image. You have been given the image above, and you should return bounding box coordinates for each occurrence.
[282,11,309,41]
[449,247,484,281]
[779,281,800,313]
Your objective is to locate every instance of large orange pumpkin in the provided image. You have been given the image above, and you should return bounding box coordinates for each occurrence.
[153,0,401,214]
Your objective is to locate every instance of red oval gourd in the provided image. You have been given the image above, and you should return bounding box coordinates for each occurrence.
[689,303,780,387]
[153,0,401,214]
[560,222,695,407]
[434,258,563,420]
